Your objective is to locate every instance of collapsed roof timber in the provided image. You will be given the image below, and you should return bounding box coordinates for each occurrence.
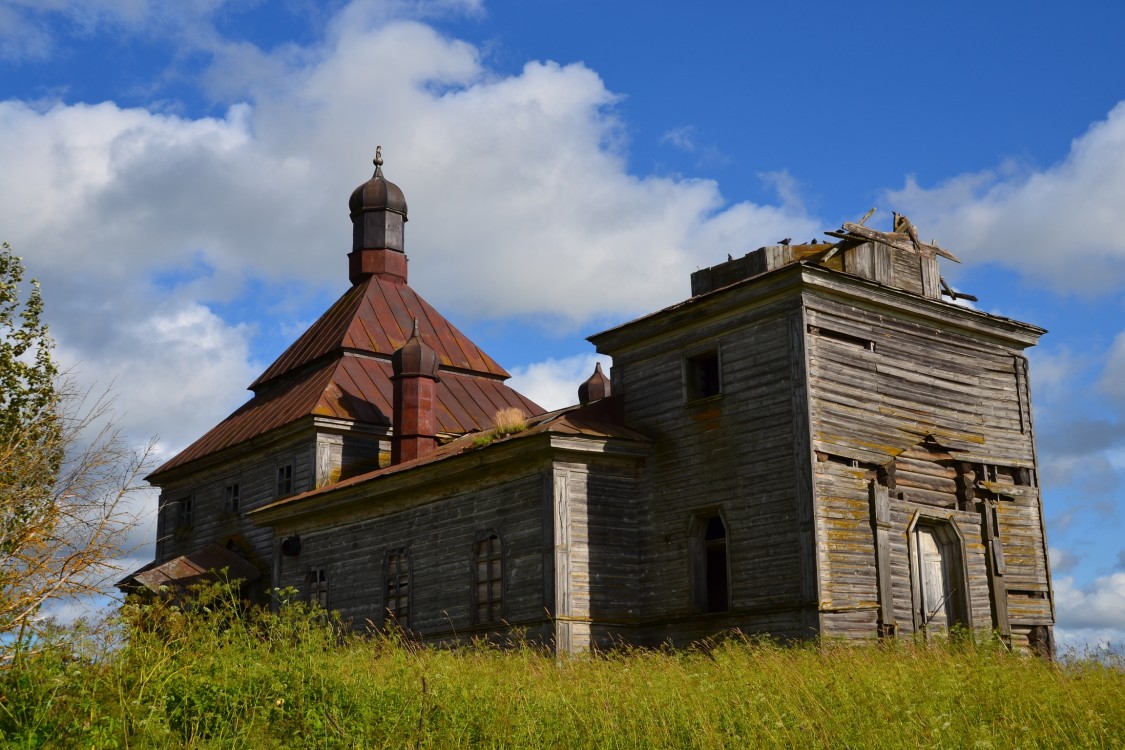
[121,151,1055,656]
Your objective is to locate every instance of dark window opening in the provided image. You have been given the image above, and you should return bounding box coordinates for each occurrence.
[384,548,411,626]
[276,464,293,497]
[177,496,193,530]
[473,532,503,624]
[307,568,329,608]
[693,514,730,613]
[685,350,721,401]
[224,482,240,513]
[703,516,730,612]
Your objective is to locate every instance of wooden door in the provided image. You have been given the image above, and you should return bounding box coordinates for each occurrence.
[915,526,954,632]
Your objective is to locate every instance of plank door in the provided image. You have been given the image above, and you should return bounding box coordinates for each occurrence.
[914,526,954,632]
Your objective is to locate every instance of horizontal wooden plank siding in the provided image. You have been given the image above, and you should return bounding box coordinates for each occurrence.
[607,295,817,644]
[277,472,550,640]
[804,286,1051,641]
[156,432,318,598]
[552,461,644,649]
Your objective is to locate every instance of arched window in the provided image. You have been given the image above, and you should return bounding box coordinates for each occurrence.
[691,513,730,613]
[384,548,411,626]
[473,532,503,624]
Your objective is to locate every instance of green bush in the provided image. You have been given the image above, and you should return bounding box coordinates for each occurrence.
[1,584,1121,749]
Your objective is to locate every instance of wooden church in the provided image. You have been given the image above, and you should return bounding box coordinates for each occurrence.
[122,152,1056,654]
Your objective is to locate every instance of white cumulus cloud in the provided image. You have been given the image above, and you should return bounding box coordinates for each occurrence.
[507,352,612,411]
[1053,572,1125,651]
[885,102,1125,295]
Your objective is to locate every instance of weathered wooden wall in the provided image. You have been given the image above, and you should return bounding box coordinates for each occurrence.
[598,285,819,645]
[552,460,644,650]
[156,432,316,597]
[154,421,387,599]
[276,470,553,640]
[803,282,1052,645]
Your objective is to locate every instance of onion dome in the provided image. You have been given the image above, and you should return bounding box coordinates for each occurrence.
[392,319,439,381]
[349,146,408,260]
[349,146,408,219]
[578,362,611,404]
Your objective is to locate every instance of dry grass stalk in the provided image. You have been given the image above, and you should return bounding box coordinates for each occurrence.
[491,408,527,436]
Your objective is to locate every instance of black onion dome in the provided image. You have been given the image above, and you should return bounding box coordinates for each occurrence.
[392,320,439,379]
[578,362,611,404]
[349,147,408,218]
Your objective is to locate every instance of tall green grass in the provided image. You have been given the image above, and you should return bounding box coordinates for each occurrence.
[1,585,1121,749]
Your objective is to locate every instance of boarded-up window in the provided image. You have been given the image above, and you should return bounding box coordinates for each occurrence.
[685,350,721,401]
[384,548,411,626]
[473,532,503,624]
[307,568,329,608]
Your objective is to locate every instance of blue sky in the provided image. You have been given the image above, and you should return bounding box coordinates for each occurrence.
[2,0,1123,649]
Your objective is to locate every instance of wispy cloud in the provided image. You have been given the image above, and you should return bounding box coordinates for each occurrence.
[660,124,730,169]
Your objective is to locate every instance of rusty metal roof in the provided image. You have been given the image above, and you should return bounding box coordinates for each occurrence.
[118,543,261,593]
[251,275,509,390]
[251,396,649,516]
[149,282,544,481]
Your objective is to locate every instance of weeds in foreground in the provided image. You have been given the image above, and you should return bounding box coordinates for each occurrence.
[0,585,1121,748]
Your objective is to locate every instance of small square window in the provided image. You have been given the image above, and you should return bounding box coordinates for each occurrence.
[276,464,293,497]
[685,350,721,401]
[224,482,240,513]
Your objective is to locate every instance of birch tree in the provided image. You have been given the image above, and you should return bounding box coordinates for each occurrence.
[0,242,152,651]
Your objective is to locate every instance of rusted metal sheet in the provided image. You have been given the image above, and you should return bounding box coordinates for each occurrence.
[151,352,543,479]
[253,400,650,514]
[251,275,508,390]
[123,543,260,593]
[150,271,543,480]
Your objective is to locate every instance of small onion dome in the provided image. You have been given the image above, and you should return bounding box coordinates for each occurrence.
[349,146,408,219]
[392,320,439,380]
[578,362,611,404]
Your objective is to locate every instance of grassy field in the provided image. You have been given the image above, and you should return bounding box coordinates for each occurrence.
[1,586,1121,749]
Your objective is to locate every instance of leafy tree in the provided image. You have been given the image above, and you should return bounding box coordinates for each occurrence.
[0,242,152,651]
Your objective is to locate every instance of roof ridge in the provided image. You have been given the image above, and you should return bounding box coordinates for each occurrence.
[251,276,510,392]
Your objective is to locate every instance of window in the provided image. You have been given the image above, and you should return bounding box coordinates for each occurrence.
[691,513,730,613]
[384,548,411,626]
[473,532,503,624]
[177,496,193,530]
[276,464,293,497]
[224,482,240,513]
[685,350,721,401]
[307,568,329,608]
[911,522,969,635]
